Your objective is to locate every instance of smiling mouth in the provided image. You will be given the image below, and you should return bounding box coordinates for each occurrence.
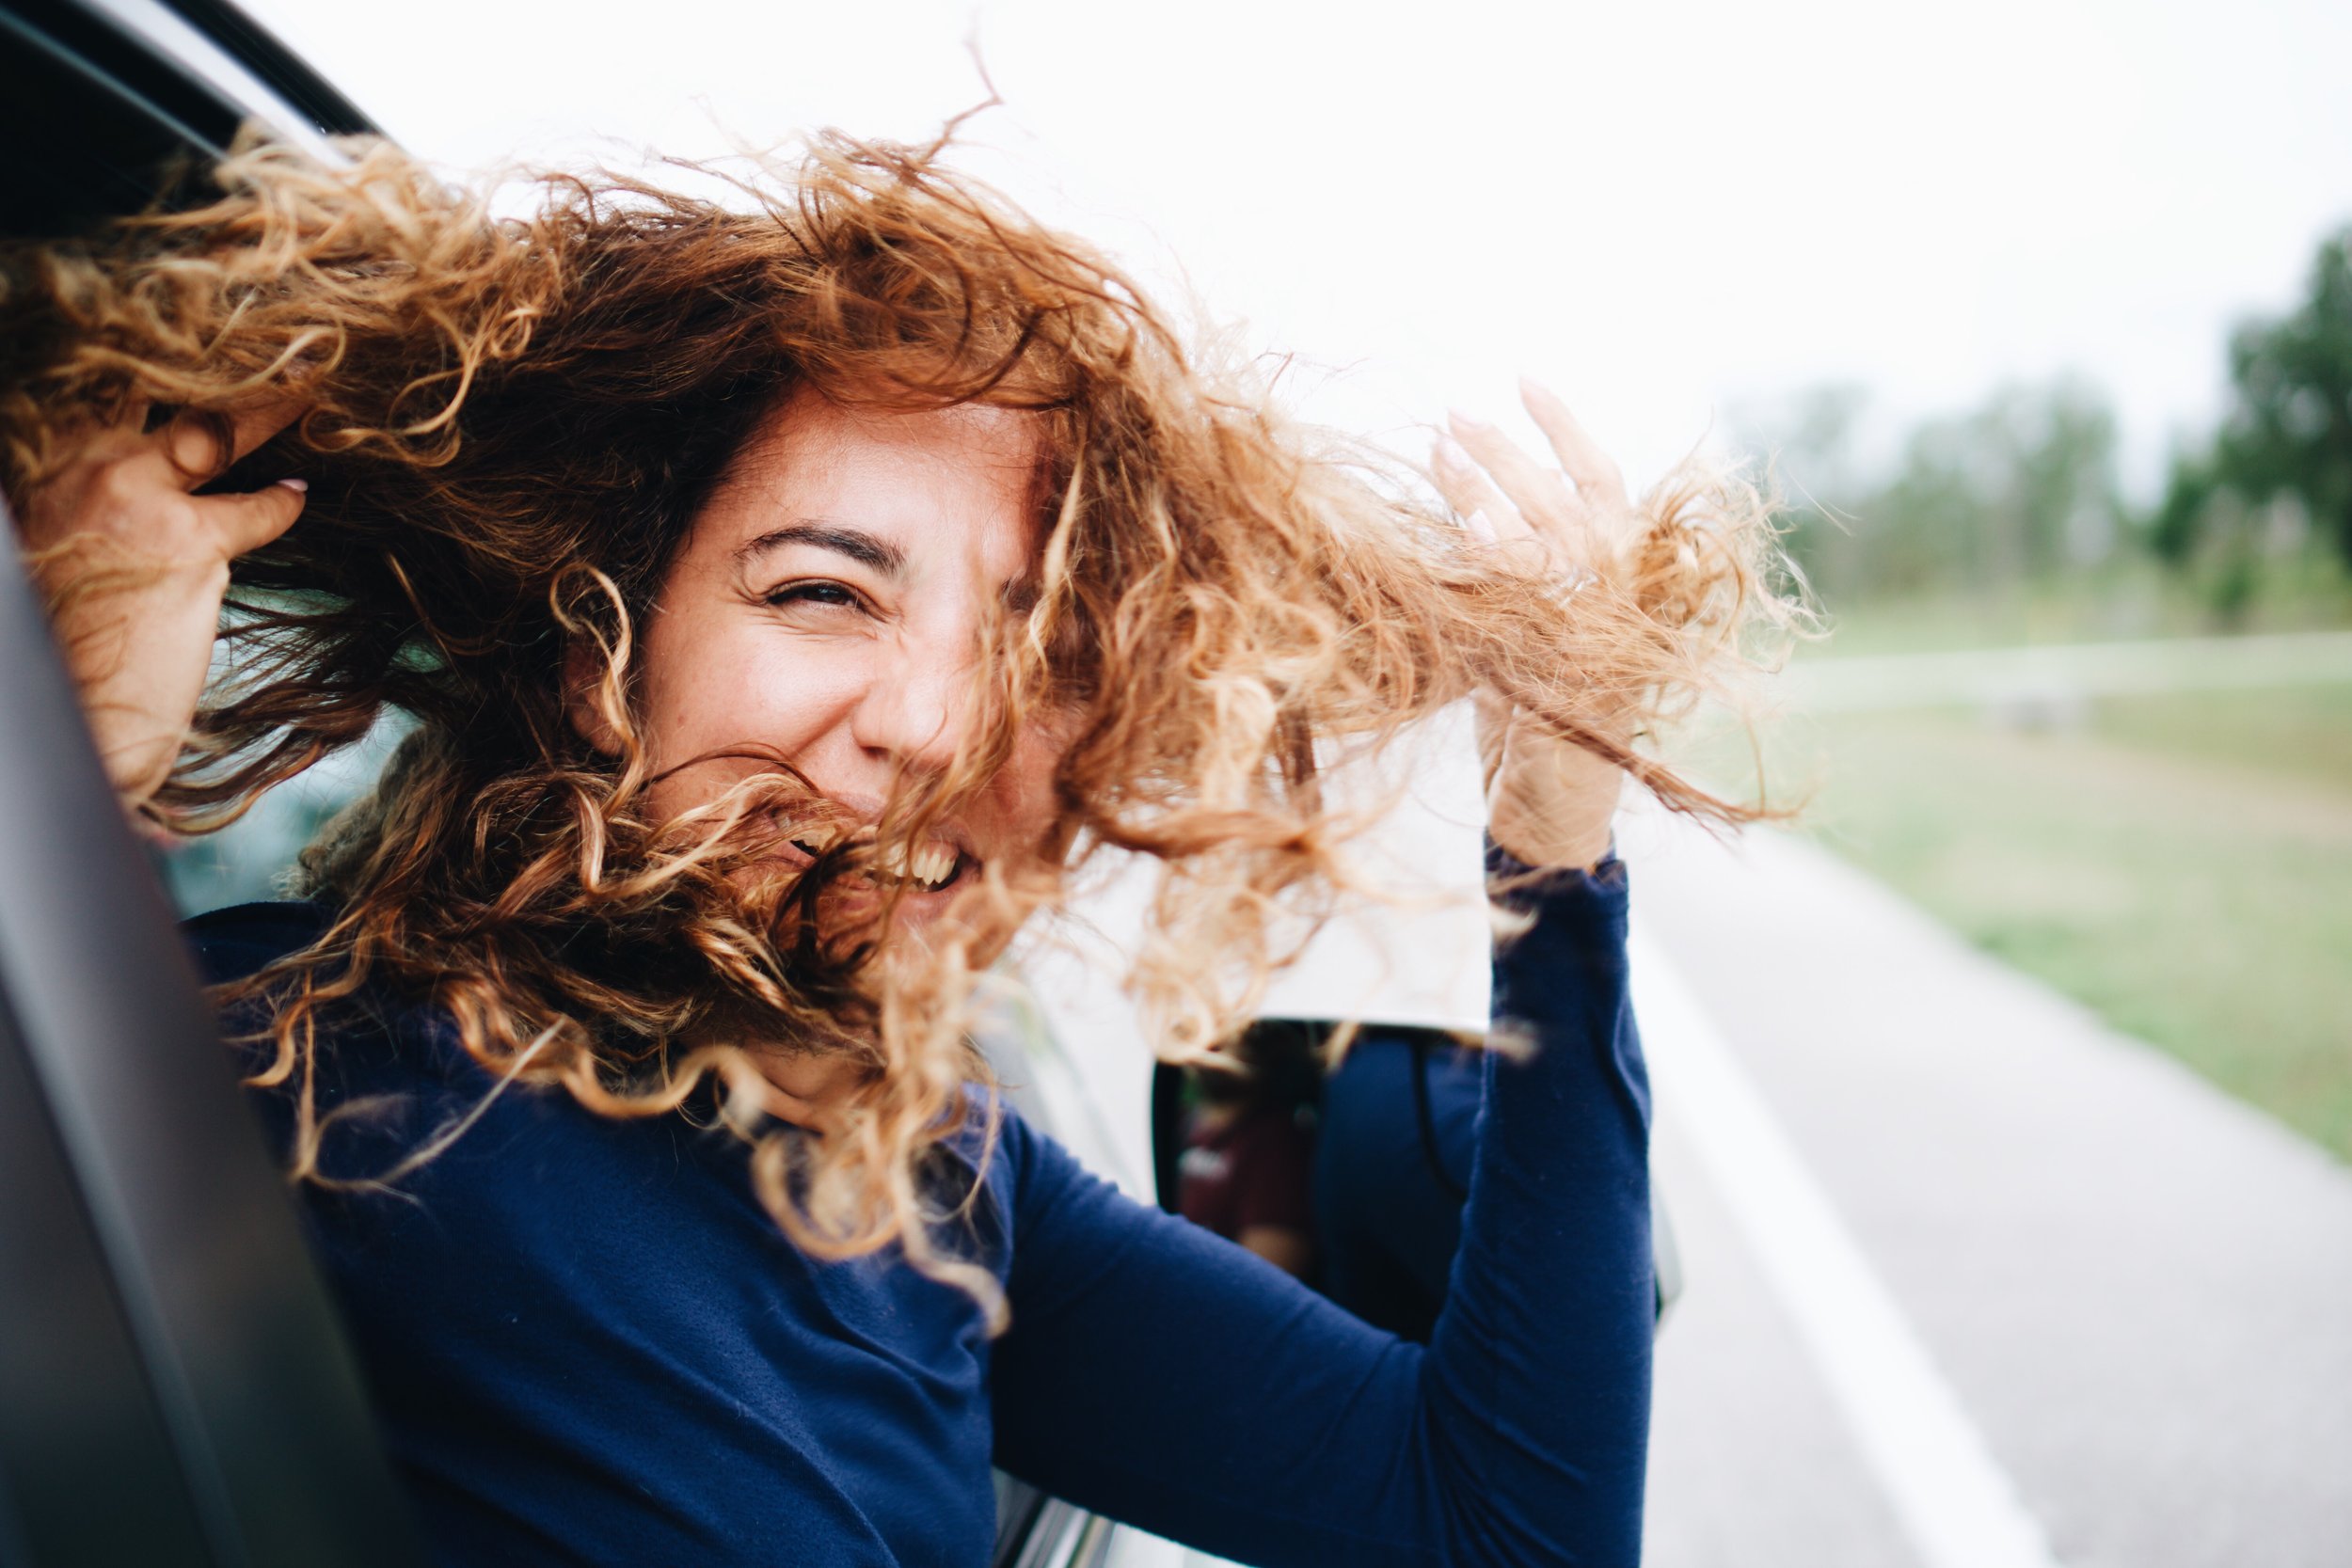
[788,827,967,894]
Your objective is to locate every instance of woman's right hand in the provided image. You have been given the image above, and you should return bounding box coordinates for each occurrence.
[13,402,308,809]
[1432,380,1638,872]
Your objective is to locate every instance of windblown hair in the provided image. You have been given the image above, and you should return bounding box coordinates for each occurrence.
[0,129,1792,1314]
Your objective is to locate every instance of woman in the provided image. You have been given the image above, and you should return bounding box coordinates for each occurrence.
[1,132,1782,1566]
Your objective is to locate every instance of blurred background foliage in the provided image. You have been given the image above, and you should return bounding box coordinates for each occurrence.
[1755,223,2352,638]
[1769,376,2127,612]
[1716,223,2352,1162]
[2155,230,2352,616]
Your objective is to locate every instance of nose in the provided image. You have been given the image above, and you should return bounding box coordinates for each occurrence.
[848,627,975,776]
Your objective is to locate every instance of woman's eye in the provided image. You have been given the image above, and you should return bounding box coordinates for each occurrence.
[765,580,868,613]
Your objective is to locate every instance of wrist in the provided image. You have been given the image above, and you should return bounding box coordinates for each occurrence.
[1486,832,1621,886]
[1486,772,1621,873]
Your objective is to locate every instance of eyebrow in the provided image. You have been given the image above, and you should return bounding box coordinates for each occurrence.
[733,521,906,578]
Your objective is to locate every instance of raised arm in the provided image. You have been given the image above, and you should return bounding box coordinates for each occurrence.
[992,385,1665,1565]
[989,852,1649,1568]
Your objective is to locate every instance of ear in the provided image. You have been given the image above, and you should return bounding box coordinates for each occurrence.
[562,636,627,757]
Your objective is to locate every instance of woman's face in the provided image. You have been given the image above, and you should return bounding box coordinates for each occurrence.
[624,388,1066,926]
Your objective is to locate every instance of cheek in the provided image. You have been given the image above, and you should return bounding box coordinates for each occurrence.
[635,617,864,794]
[982,717,1075,829]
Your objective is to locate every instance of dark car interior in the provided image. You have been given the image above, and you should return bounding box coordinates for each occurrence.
[1,0,367,238]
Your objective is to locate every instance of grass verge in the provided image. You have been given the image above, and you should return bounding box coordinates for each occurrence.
[1700,685,2352,1163]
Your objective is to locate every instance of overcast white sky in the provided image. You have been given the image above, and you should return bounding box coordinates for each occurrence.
[243,0,2352,499]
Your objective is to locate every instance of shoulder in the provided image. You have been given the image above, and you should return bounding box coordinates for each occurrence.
[966,1092,1194,1296]
[182,898,336,988]
[944,1090,1055,1230]
[182,899,493,1118]
[930,1089,1102,1256]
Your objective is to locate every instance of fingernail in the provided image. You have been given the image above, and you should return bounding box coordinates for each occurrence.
[1434,435,1474,470]
[276,477,309,492]
[1463,508,1498,543]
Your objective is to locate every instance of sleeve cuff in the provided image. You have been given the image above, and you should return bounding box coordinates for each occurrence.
[1484,834,1627,906]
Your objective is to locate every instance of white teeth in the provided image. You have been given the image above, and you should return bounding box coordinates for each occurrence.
[789,822,846,855]
[789,821,960,889]
[868,842,960,891]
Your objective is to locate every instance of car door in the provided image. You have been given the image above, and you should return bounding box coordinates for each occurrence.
[0,5,409,1564]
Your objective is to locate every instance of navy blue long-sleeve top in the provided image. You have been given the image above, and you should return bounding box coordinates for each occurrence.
[187,855,1651,1568]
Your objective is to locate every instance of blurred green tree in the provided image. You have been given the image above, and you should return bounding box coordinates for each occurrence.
[2156,228,2352,574]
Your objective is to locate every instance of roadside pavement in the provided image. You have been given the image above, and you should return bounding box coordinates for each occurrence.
[1626,811,2352,1568]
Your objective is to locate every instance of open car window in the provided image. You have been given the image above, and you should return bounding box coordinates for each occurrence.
[1,0,372,239]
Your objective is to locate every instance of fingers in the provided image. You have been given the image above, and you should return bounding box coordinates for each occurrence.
[1518,379,1629,512]
[155,402,307,488]
[36,400,157,483]
[1438,383,1637,580]
[223,400,308,467]
[1446,408,1578,533]
[199,477,308,558]
[1431,435,1525,538]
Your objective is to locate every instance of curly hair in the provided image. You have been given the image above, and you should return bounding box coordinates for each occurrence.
[0,128,1792,1318]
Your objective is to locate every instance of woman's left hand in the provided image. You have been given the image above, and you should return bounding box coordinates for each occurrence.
[1430,379,1637,872]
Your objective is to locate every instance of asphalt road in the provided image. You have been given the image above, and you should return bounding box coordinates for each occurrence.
[1626,810,2352,1568]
